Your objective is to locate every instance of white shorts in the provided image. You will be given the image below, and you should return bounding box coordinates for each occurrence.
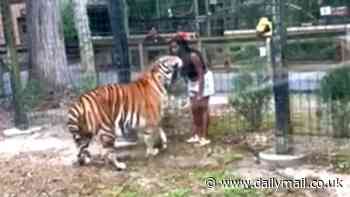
[187,70,215,97]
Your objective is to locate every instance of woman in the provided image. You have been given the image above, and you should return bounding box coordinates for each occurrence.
[169,32,215,146]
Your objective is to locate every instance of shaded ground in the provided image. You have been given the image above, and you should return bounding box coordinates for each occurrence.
[0,124,251,197]
[1,96,350,196]
[1,122,350,197]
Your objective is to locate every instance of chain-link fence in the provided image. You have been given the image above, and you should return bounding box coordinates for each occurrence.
[1,0,350,139]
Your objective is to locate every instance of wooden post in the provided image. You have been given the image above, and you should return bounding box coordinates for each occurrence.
[0,0,28,128]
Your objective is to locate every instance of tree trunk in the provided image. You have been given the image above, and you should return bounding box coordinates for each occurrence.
[27,0,70,91]
[108,0,131,84]
[0,0,28,128]
[72,0,96,77]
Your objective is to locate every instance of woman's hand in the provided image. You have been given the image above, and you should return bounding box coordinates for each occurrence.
[194,92,203,101]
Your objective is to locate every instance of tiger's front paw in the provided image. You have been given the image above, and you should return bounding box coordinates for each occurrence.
[114,161,127,171]
[75,151,92,166]
[146,148,159,157]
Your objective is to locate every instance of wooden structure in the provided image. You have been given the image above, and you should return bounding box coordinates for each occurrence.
[0,0,25,46]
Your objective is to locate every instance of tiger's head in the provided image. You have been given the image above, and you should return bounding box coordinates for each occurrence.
[151,55,183,91]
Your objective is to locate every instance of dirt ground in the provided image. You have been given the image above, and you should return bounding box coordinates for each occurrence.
[0,124,249,197]
[1,122,350,197]
[1,99,350,197]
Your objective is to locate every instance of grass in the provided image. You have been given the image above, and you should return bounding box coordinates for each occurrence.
[290,110,325,136]
[191,168,226,181]
[222,152,244,164]
[101,185,141,197]
[165,188,192,197]
[333,149,350,174]
[209,113,274,140]
[190,168,265,197]
[22,79,45,111]
[223,187,265,197]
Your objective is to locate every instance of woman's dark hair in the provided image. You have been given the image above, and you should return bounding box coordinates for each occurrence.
[169,35,207,80]
[169,35,206,65]
[169,35,191,52]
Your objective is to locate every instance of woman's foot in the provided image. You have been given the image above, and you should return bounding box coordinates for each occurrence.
[198,137,211,146]
[186,135,199,143]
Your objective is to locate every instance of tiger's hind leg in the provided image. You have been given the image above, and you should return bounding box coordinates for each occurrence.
[105,149,127,170]
[98,132,127,170]
[72,133,93,166]
[144,127,160,157]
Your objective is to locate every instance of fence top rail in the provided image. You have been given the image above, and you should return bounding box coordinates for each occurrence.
[224,23,350,38]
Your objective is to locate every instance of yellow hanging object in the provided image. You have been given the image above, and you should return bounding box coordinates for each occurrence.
[256,17,273,37]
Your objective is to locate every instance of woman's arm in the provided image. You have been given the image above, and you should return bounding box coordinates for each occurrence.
[190,52,205,99]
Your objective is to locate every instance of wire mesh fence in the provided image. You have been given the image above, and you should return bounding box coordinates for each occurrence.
[1,59,349,138]
[83,0,350,37]
[1,0,350,140]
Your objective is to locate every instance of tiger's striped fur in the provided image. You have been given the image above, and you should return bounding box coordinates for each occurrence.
[67,55,183,170]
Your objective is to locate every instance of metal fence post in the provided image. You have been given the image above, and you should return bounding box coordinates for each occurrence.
[271,0,292,154]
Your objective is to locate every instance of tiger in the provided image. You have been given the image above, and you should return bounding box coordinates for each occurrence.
[67,55,183,170]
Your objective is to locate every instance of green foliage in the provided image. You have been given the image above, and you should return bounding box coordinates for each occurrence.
[128,0,195,19]
[228,38,338,65]
[166,188,192,197]
[209,112,274,137]
[285,0,319,26]
[229,63,272,132]
[229,44,261,64]
[285,39,337,61]
[127,0,157,19]
[334,150,350,174]
[319,66,350,137]
[119,191,139,197]
[320,66,350,102]
[222,152,244,164]
[76,73,98,94]
[60,0,77,42]
[21,80,45,111]
[209,115,248,137]
[223,187,264,197]
[192,169,226,181]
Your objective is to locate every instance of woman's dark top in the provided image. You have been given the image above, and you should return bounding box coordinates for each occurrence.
[180,50,207,81]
